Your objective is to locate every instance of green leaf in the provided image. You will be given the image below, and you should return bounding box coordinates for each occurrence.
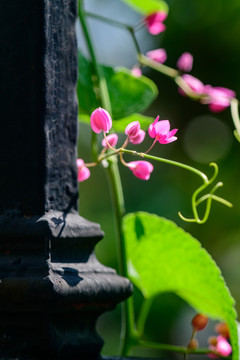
[78,113,90,125]
[104,67,158,119]
[78,52,158,119]
[121,0,168,15]
[123,212,238,360]
[112,114,154,133]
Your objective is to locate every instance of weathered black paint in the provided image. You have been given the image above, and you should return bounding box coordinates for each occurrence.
[0,0,79,214]
[0,0,45,214]
[0,211,132,358]
[0,0,132,358]
[44,0,79,212]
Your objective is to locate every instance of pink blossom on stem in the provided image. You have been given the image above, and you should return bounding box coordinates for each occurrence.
[102,134,118,148]
[203,86,236,113]
[179,74,205,96]
[90,107,112,134]
[144,11,167,35]
[77,159,90,182]
[131,66,142,77]
[146,48,167,64]
[148,116,178,144]
[177,52,193,72]
[208,336,232,358]
[125,121,145,144]
[128,161,153,180]
[130,129,145,145]
[125,121,140,138]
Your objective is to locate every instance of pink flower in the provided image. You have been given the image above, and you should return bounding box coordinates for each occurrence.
[77,159,90,182]
[180,74,205,96]
[128,161,154,180]
[102,134,118,148]
[148,116,178,144]
[204,86,236,113]
[146,48,167,63]
[144,11,167,35]
[177,52,193,72]
[130,129,145,145]
[208,336,232,358]
[131,66,142,77]
[90,107,112,134]
[125,121,140,138]
[125,121,145,144]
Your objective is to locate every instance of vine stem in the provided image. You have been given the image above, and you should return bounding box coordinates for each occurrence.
[84,11,133,30]
[230,98,240,139]
[138,53,179,78]
[136,298,153,337]
[136,340,219,357]
[88,147,208,183]
[121,148,208,183]
[93,148,231,224]
[78,0,136,355]
[84,11,141,57]
[78,1,111,114]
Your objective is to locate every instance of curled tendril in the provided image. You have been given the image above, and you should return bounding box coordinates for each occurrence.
[95,145,232,224]
[178,163,232,224]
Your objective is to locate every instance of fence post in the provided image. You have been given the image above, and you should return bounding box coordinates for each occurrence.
[0,0,132,358]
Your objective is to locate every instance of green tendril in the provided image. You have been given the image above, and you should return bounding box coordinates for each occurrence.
[178,163,232,224]
[95,147,232,224]
[230,98,240,141]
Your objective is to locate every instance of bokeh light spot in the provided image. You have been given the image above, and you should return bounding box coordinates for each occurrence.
[183,115,232,163]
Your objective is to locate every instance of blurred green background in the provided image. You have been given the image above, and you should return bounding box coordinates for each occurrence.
[78,0,240,357]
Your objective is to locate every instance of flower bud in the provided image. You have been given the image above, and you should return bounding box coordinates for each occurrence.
[203,86,235,113]
[208,336,218,346]
[128,161,153,180]
[144,11,167,35]
[102,134,118,148]
[191,314,208,331]
[179,74,205,96]
[188,339,198,350]
[215,322,230,339]
[77,159,90,182]
[131,66,142,78]
[146,48,167,64]
[125,121,140,138]
[90,107,112,134]
[177,52,193,72]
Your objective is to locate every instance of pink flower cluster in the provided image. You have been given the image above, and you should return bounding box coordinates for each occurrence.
[131,43,234,113]
[175,52,235,113]
[207,322,232,358]
[177,61,235,112]
[144,11,167,35]
[208,336,232,358]
[77,108,178,182]
[180,74,235,112]
[135,9,235,113]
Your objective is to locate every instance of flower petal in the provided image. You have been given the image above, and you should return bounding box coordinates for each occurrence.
[154,120,170,135]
